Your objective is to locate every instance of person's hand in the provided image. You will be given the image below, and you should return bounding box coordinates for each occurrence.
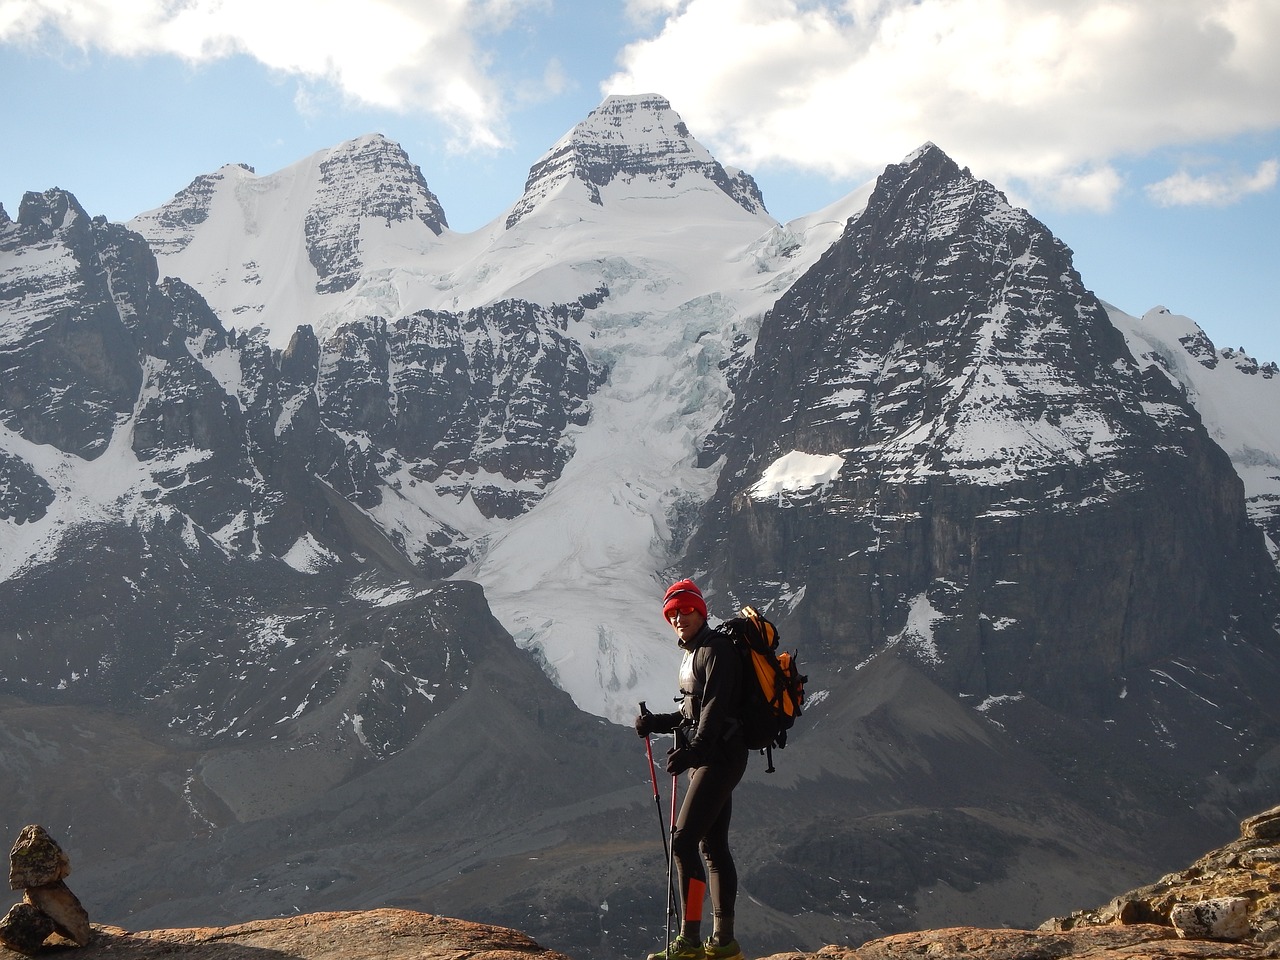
[634,713,655,738]
[665,747,694,775]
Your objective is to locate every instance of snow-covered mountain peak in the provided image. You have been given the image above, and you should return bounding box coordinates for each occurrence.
[302,132,449,293]
[715,138,1171,507]
[130,134,454,348]
[309,133,448,233]
[1129,305,1279,376]
[504,93,769,229]
[127,93,831,353]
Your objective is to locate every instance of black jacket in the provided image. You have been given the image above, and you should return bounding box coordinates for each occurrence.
[652,622,747,767]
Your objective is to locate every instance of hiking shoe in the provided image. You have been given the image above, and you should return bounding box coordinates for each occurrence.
[647,935,704,960]
[704,938,744,960]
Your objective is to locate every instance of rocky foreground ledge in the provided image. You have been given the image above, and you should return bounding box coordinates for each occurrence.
[1,910,572,960]
[8,806,1280,960]
[0,909,1272,960]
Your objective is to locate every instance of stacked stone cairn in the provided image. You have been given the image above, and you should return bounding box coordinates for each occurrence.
[0,826,92,953]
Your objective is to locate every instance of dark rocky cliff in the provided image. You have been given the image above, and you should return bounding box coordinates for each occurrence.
[0,191,145,460]
[692,143,1280,721]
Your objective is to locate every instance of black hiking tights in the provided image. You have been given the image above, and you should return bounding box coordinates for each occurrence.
[671,751,748,939]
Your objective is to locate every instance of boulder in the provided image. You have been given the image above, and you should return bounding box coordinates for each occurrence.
[7,826,69,889]
[26,881,92,946]
[1170,897,1251,941]
[0,902,55,955]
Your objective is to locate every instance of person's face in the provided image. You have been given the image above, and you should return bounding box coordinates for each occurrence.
[667,606,705,643]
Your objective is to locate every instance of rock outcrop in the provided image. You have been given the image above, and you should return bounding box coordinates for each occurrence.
[11,806,1280,960]
[752,802,1280,960]
[766,923,1272,959]
[1042,803,1280,950]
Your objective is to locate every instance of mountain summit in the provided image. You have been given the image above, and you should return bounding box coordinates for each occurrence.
[129,133,452,347]
[505,93,767,228]
[300,133,449,294]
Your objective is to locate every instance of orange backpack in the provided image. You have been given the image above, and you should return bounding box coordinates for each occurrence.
[718,606,806,772]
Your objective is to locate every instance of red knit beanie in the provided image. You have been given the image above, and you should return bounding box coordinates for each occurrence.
[662,579,708,620]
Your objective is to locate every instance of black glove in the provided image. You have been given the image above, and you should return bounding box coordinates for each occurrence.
[665,747,695,775]
[635,712,656,738]
[636,711,678,738]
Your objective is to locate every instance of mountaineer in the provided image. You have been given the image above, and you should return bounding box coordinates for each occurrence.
[635,579,748,960]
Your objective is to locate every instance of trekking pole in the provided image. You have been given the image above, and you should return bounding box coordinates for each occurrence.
[640,701,676,949]
[666,728,684,951]
[640,702,671,865]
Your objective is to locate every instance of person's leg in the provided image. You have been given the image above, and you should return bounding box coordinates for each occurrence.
[669,762,739,945]
[701,795,736,945]
[699,751,747,955]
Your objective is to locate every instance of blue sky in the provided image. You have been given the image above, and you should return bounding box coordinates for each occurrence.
[2,0,1279,361]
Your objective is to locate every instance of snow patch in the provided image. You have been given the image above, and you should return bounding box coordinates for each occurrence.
[348,581,423,606]
[975,693,1024,712]
[282,533,340,573]
[749,451,845,500]
[886,593,945,665]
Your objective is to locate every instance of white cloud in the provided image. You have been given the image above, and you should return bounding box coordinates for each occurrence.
[0,0,543,150]
[604,0,1280,212]
[1146,159,1280,207]
[1028,164,1127,214]
[624,0,690,23]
